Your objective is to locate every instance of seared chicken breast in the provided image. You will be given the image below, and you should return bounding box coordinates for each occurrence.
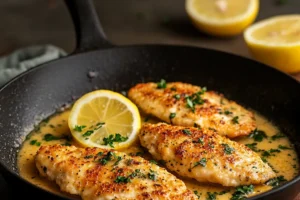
[139,123,276,187]
[128,82,256,138]
[35,144,196,200]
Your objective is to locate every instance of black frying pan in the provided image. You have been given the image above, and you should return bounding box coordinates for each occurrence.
[0,0,299,200]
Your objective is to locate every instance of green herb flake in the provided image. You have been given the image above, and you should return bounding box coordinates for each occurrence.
[206,192,217,200]
[150,160,158,164]
[249,129,267,142]
[230,185,254,200]
[97,152,103,156]
[99,151,114,165]
[114,156,122,166]
[103,133,128,147]
[232,116,239,124]
[174,94,181,100]
[224,110,233,115]
[84,155,93,159]
[198,137,204,144]
[271,132,286,140]
[222,143,235,155]
[265,176,287,187]
[261,149,281,157]
[148,169,157,180]
[194,158,207,168]
[44,133,60,141]
[126,159,133,166]
[169,112,176,120]
[82,130,94,137]
[94,122,105,130]
[278,145,292,150]
[30,140,37,145]
[170,87,177,91]
[157,79,167,89]
[194,190,201,199]
[114,176,131,184]
[62,142,71,146]
[183,129,192,135]
[74,125,86,132]
[245,143,259,152]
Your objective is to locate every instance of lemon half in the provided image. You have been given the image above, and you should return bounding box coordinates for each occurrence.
[244,14,300,73]
[186,0,259,37]
[68,90,141,149]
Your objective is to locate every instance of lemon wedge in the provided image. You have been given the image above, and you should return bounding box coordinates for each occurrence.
[185,0,259,37]
[68,90,141,149]
[244,14,300,73]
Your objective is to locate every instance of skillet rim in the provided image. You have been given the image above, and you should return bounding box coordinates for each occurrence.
[0,43,299,200]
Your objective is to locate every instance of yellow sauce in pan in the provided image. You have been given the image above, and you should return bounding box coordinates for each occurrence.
[18,109,299,200]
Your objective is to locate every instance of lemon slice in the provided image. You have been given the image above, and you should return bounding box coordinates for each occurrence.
[186,0,259,37]
[244,14,300,73]
[68,90,141,149]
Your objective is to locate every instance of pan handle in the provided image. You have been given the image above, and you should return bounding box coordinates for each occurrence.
[65,0,113,53]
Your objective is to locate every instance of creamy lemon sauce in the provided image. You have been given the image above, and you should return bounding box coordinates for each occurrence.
[18,109,299,200]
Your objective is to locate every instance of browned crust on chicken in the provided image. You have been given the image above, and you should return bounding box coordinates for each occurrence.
[128,82,256,138]
[139,123,276,187]
[35,144,196,200]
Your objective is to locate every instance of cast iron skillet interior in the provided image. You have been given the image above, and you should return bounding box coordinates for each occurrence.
[0,0,299,199]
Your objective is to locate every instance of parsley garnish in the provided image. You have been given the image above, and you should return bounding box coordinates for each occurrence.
[43,133,60,141]
[222,143,235,155]
[193,158,207,168]
[224,110,233,115]
[271,133,286,140]
[84,155,93,159]
[157,79,167,89]
[245,143,259,152]
[183,129,192,135]
[148,169,157,180]
[115,176,131,184]
[207,192,217,200]
[74,125,86,132]
[198,137,204,144]
[82,130,94,137]
[249,129,267,142]
[278,145,292,150]
[169,112,176,120]
[232,116,239,124]
[185,88,206,112]
[266,176,287,187]
[103,133,128,147]
[94,122,105,130]
[174,94,181,100]
[261,149,281,157]
[230,185,254,200]
[194,190,201,199]
[150,160,158,164]
[114,156,122,166]
[99,151,115,165]
[30,140,41,146]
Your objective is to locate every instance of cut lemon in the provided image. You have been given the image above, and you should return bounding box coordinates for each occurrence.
[244,14,300,74]
[68,90,141,149]
[185,0,259,37]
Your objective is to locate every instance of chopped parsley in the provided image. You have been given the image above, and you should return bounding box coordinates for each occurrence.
[115,176,131,184]
[271,132,286,140]
[103,133,128,147]
[261,149,281,157]
[30,140,41,146]
[94,122,105,130]
[173,94,181,100]
[62,142,71,146]
[249,129,267,142]
[97,152,103,156]
[193,158,207,168]
[99,151,115,165]
[150,160,158,165]
[74,125,86,132]
[114,156,122,166]
[157,79,167,89]
[148,169,157,180]
[231,116,239,124]
[278,145,292,150]
[206,192,217,200]
[82,130,94,137]
[245,143,259,152]
[265,176,287,187]
[224,110,233,115]
[221,143,235,155]
[169,112,176,120]
[230,185,254,200]
[84,155,93,159]
[43,133,60,141]
[183,129,192,135]
[198,137,204,144]
[185,88,206,112]
[194,190,201,199]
